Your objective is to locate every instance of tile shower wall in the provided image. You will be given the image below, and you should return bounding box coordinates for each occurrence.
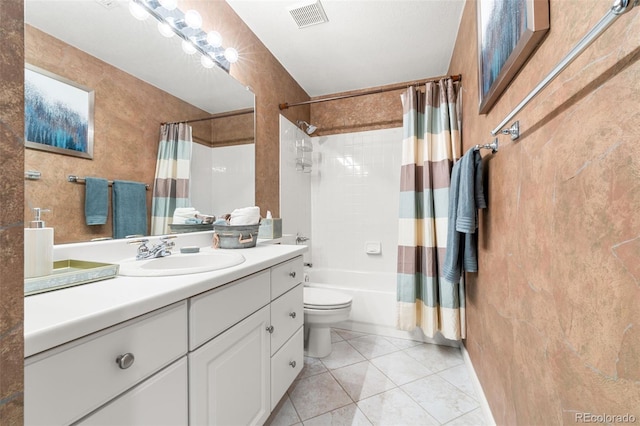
[310,127,403,274]
[191,143,255,218]
[279,116,312,262]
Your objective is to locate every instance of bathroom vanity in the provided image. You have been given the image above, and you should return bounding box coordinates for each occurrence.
[24,233,306,425]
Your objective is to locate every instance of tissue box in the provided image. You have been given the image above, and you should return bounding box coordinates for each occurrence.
[258,218,282,239]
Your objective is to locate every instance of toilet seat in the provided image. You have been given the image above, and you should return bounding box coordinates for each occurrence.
[304,287,352,310]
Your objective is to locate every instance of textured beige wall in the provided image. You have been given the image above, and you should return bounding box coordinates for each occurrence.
[310,86,404,136]
[0,0,25,422]
[448,0,640,423]
[24,26,212,244]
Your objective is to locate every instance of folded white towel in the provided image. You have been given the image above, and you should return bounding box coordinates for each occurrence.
[173,207,199,225]
[174,207,197,215]
[230,206,260,226]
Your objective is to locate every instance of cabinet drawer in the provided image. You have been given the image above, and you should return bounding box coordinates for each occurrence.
[270,326,304,410]
[271,256,303,300]
[270,284,303,355]
[25,302,187,426]
[190,270,270,350]
[77,357,188,426]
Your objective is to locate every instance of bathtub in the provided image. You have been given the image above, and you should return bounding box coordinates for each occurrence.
[304,268,455,346]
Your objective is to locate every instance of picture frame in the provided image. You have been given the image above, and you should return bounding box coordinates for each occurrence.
[477,0,549,114]
[24,64,95,159]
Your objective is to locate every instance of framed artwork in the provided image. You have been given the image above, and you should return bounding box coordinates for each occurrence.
[24,64,95,159]
[477,0,549,114]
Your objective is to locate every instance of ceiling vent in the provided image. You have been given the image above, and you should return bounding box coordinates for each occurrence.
[288,0,329,29]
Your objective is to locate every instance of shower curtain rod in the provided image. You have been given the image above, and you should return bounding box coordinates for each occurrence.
[278,74,462,110]
[491,0,637,136]
[162,107,254,125]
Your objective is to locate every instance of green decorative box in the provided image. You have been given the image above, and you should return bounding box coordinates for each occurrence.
[258,218,282,239]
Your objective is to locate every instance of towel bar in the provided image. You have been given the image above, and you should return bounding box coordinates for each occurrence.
[68,175,150,190]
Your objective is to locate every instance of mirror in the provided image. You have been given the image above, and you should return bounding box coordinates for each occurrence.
[24,0,255,244]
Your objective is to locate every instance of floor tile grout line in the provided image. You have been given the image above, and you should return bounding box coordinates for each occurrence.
[435,368,482,404]
[441,407,485,426]
[327,358,401,404]
[287,329,484,425]
[397,374,482,424]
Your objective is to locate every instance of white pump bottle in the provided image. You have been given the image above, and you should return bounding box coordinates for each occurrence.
[24,208,54,278]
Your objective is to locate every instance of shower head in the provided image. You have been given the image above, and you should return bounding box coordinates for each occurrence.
[296,120,318,135]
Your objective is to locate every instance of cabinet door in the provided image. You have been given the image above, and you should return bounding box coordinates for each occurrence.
[77,357,188,426]
[189,305,271,426]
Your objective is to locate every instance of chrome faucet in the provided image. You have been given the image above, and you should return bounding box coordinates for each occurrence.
[129,236,176,260]
[295,234,309,244]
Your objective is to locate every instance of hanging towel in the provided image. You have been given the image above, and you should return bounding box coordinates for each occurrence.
[84,177,108,225]
[443,148,486,283]
[112,180,148,239]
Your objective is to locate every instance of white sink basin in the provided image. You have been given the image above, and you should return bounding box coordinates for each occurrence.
[118,250,246,277]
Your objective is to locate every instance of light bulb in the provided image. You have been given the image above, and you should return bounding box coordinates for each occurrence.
[158,0,177,10]
[206,31,222,48]
[200,54,215,69]
[128,1,149,20]
[158,20,175,38]
[181,39,197,55]
[184,10,202,29]
[224,47,239,63]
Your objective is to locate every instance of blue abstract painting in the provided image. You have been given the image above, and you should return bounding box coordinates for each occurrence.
[25,65,94,158]
[477,0,549,114]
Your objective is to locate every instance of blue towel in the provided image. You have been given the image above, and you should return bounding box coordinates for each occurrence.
[84,177,108,225]
[443,148,486,283]
[112,180,148,239]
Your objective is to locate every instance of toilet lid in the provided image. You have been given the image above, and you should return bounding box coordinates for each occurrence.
[304,287,352,309]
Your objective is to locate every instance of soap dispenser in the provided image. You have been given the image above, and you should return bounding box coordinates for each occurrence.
[24,208,54,278]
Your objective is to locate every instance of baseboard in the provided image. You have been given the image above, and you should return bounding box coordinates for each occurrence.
[460,343,496,426]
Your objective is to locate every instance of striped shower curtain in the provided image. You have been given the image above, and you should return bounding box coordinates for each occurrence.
[150,123,193,235]
[396,79,465,340]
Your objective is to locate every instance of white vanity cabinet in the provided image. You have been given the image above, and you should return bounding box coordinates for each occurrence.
[188,256,304,425]
[25,302,188,425]
[24,251,305,426]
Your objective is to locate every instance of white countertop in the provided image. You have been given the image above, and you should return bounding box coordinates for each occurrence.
[25,234,306,357]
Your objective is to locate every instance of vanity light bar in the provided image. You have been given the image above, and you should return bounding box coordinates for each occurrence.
[130,0,236,71]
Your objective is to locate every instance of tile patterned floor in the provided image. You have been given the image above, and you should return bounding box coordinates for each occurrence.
[266,328,489,426]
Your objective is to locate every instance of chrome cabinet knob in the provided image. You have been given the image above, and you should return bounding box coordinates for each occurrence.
[116,353,135,370]
[289,360,297,368]
[266,325,274,334]
[289,271,296,278]
[289,312,297,319]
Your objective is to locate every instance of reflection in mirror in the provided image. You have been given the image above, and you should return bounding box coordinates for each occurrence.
[24,0,255,244]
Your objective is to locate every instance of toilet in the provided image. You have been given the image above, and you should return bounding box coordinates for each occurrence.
[303,287,352,358]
